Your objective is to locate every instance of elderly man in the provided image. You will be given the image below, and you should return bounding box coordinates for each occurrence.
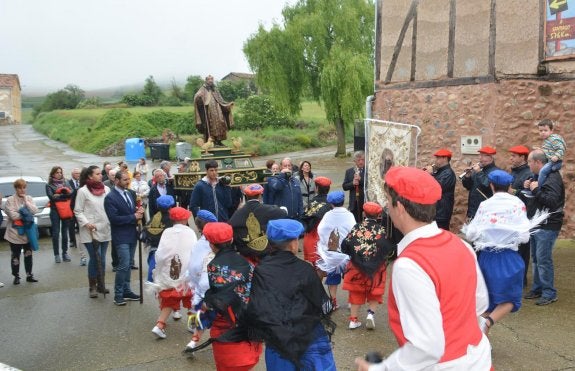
[342,151,366,222]
[424,149,456,230]
[148,169,175,218]
[508,145,533,285]
[194,75,234,146]
[356,167,491,370]
[461,146,501,220]
[267,157,304,220]
[523,149,565,306]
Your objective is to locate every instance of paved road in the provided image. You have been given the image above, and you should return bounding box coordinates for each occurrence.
[1,124,574,370]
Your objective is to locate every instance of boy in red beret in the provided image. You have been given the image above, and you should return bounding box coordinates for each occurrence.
[199,222,262,370]
[149,207,197,339]
[341,202,396,330]
[301,176,333,270]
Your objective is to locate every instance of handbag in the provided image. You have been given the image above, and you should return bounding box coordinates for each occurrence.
[54,187,74,220]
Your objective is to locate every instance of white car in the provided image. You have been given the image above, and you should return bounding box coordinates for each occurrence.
[0,176,52,234]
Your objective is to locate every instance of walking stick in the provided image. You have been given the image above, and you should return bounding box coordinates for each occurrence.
[136,197,144,304]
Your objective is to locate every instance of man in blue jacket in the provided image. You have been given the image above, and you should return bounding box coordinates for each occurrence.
[104,171,145,306]
[189,160,232,222]
[267,157,304,220]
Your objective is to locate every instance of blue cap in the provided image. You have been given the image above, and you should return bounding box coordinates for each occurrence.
[156,195,175,209]
[197,209,217,222]
[488,170,514,186]
[327,190,345,204]
[267,219,304,242]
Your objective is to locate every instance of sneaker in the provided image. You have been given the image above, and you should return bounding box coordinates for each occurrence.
[366,313,375,330]
[123,292,140,301]
[349,318,362,329]
[13,277,20,285]
[185,339,197,350]
[535,296,558,306]
[26,275,38,283]
[524,291,542,299]
[152,325,167,339]
[331,298,339,311]
[114,298,127,306]
[173,310,182,320]
[55,255,62,263]
[80,257,87,266]
[0,282,4,288]
[63,253,71,262]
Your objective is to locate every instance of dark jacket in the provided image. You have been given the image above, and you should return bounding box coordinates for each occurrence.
[246,250,334,366]
[462,162,500,219]
[268,173,304,220]
[342,167,365,221]
[526,171,565,231]
[432,164,456,226]
[67,178,80,211]
[104,188,138,245]
[189,179,232,222]
[510,163,533,196]
[148,183,175,217]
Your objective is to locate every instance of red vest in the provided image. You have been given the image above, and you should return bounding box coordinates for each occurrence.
[388,230,482,363]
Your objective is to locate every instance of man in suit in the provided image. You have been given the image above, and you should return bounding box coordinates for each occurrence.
[148,169,175,217]
[342,151,366,222]
[104,171,145,306]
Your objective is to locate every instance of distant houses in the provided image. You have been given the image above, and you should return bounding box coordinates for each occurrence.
[221,72,255,83]
[0,74,22,125]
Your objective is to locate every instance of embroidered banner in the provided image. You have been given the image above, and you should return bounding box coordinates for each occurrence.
[364,119,420,208]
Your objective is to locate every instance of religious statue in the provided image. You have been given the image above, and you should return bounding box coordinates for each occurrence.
[194,75,234,147]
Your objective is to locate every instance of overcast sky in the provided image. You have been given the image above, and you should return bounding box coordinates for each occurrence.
[0,0,293,94]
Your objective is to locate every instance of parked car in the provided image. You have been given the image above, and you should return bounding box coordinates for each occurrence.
[0,176,52,235]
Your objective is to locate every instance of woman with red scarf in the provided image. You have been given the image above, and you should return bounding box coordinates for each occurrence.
[74,166,112,298]
[46,166,73,263]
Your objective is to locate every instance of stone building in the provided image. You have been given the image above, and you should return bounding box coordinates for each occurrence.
[370,0,574,236]
[0,74,22,125]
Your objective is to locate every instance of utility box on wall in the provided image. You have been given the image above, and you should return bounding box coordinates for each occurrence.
[460,136,482,155]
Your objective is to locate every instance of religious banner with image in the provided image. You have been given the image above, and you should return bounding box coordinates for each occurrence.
[364,119,421,208]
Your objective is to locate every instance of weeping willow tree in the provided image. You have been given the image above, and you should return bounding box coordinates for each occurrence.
[243,0,374,156]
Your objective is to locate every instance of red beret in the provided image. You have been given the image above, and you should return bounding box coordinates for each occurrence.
[363,202,383,216]
[478,146,496,155]
[508,145,530,155]
[203,222,233,244]
[384,167,441,205]
[169,207,191,221]
[314,176,332,187]
[433,149,452,158]
[243,183,264,196]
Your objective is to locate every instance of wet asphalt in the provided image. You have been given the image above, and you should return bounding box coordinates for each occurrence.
[0,124,574,370]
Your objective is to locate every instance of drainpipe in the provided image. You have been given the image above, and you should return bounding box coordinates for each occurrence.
[365,95,375,119]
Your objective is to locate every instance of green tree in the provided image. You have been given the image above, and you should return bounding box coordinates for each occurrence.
[142,75,163,105]
[183,75,204,103]
[243,0,374,156]
[170,78,185,101]
[32,84,86,118]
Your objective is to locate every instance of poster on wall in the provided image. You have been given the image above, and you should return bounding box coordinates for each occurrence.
[364,119,420,208]
[545,0,575,59]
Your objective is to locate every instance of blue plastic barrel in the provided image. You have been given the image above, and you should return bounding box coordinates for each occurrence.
[125,138,145,161]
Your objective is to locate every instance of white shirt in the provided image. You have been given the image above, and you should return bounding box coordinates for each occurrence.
[462,192,530,251]
[371,222,491,371]
[187,235,215,306]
